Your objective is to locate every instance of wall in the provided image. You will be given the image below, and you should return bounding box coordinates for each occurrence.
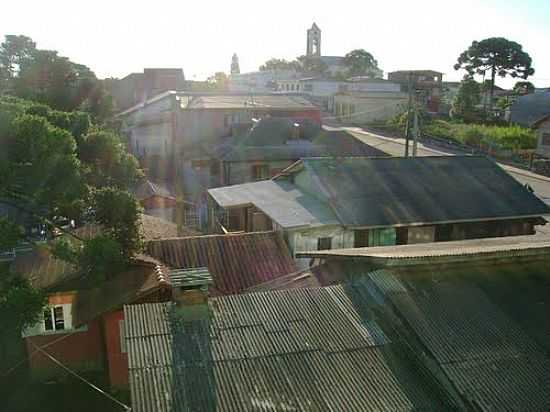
[333,93,408,123]
[536,119,550,157]
[141,195,176,210]
[289,225,353,268]
[25,318,104,380]
[102,310,128,389]
[225,160,296,185]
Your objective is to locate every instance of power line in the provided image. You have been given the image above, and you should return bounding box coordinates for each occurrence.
[28,340,131,411]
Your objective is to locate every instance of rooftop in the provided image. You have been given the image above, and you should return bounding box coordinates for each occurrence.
[145,231,298,295]
[184,94,318,110]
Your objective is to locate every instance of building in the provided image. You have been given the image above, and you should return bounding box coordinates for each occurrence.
[210,117,387,186]
[109,68,186,112]
[13,223,173,386]
[124,238,550,411]
[230,53,240,75]
[145,231,298,296]
[227,70,301,92]
[208,156,549,264]
[388,70,443,112]
[276,77,402,110]
[305,23,347,77]
[333,90,408,123]
[532,113,550,158]
[119,92,322,204]
[510,90,550,127]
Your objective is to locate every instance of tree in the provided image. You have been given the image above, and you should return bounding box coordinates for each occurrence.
[513,81,535,95]
[454,38,534,110]
[207,72,229,90]
[0,35,36,81]
[297,55,327,75]
[343,49,381,78]
[451,78,482,122]
[259,58,300,72]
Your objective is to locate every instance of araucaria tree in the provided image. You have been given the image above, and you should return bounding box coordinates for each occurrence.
[454,38,534,110]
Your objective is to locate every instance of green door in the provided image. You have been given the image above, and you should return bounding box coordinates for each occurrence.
[368,228,396,247]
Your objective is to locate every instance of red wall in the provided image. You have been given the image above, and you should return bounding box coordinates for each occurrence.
[25,318,104,379]
[102,310,128,389]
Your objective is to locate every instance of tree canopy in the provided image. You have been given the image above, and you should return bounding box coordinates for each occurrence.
[513,81,535,95]
[259,58,300,72]
[451,78,482,122]
[454,38,534,108]
[343,49,381,78]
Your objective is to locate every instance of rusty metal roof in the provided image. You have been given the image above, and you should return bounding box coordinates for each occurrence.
[145,232,298,295]
[125,286,450,412]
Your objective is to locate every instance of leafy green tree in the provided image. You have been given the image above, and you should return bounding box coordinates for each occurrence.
[259,58,300,72]
[451,78,482,122]
[513,81,535,95]
[207,72,229,90]
[0,35,36,81]
[297,55,327,75]
[343,49,381,78]
[454,38,534,110]
[78,130,142,189]
[92,187,143,259]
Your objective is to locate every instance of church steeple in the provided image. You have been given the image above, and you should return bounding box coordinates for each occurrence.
[231,53,240,75]
[307,23,321,57]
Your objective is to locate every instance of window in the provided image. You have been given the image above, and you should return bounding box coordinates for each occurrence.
[44,306,65,332]
[542,133,550,146]
[252,164,269,181]
[317,237,332,250]
[291,84,295,91]
[368,228,396,247]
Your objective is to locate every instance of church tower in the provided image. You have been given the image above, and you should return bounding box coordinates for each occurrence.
[306,23,321,57]
[231,53,240,75]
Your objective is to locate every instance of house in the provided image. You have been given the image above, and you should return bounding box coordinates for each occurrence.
[145,231,298,296]
[532,113,550,158]
[119,92,322,204]
[123,240,550,411]
[509,90,550,127]
[208,156,549,264]
[332,90,408,123]
[210,117,388,186]
[388,70,443,112]
[228,70,301,92]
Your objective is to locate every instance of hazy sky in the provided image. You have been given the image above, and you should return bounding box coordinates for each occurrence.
[2,0,549,88]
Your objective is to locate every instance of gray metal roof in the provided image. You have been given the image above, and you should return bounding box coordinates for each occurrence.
[510,91,550,127]
[185,94,318,110]
[208,180,339,229]
[303,156,550,227]
[125,286,450,412]
[366,268,550,411]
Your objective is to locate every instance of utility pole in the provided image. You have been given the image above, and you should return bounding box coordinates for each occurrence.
[404,72,413,157]
[412,107,419,157]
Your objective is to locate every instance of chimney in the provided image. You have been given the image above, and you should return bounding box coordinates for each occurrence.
[169,267,213,321]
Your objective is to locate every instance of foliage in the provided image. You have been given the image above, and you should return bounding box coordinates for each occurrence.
[451,78,483,122]
[259,58,300,72]
[0,35,113,120]
[343,49,381,78]
[0,217,23,250]
[297,55,327,75]
[454,38,534,108]
[206,72,229,90]
[92,187,143,259]
[78,130,143,188]
[0,271,46,335]
[513,81,535,95]
[423,120,536,150]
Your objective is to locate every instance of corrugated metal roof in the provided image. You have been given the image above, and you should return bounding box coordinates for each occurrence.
[208,180,339,229]
[133,180,174,201]
[365,268,550,411]
[186,94,318,110]
[510,91,550,127]
[125,285,449,412]
[145,232,298,295]
[297,233,550,264]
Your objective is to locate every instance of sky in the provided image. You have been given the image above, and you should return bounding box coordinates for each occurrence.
[2,0,550,88]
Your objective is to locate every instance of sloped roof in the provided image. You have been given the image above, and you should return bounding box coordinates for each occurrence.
[185,94,318,110]
[145,232,298,295]
[125,288,450,412]
[208,180,339,229]
[72,258,170,327]
[133,180,174,201]
[303,156,549,227]
[366,267,550,410]
[510,91,550,127]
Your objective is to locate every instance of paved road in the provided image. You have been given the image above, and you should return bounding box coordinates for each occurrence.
[327,126,550,204]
